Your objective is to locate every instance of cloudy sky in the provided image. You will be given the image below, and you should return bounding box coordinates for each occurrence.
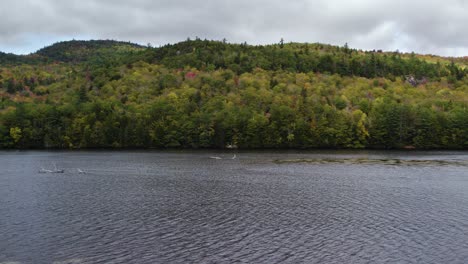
[1,0,467,56]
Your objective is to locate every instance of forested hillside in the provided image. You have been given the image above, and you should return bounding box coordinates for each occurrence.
[0,39,467,149]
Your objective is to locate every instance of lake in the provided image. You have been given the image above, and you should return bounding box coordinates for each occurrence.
[1,150,468,263]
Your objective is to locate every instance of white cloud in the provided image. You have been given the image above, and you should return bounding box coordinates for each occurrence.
[0,0,467,56]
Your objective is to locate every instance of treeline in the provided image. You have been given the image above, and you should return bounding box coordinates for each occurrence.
[0,40,467,149]
[36,40,146,63]
[151,40,467,81]
[0,52,50,65]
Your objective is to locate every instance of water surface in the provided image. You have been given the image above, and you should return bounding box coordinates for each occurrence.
[1,150,468,263]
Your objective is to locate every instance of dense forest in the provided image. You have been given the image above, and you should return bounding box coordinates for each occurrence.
[0,39,467,149]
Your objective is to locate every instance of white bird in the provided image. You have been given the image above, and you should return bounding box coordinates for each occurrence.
[209,156,222,160]
[39,168,52,173]
[50,163,64,173]
[231,154,237,159]
[77,168,86,174]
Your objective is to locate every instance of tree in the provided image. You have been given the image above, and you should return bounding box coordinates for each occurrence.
[9,127,22,146]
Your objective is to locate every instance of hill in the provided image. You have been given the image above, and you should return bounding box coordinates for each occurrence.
[0,39,467,149]
[35,40,146,62]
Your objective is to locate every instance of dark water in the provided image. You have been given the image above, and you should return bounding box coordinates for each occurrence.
[1,150,468,264]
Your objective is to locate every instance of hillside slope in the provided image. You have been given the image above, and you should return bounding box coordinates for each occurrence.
[0,39,467,149]
[35,40,146,63]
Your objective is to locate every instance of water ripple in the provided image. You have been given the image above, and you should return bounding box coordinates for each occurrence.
[1,151,468,263]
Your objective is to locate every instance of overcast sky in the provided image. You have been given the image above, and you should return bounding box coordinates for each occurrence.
[1,0,467,56]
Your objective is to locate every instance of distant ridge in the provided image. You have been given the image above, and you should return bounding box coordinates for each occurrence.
[0,39,467,68]
[35,40,146,63]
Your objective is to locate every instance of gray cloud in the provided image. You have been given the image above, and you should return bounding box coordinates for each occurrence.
[0,0,467,56]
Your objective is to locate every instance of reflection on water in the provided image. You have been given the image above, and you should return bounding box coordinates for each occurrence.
[1,150,468,263]
[274,157,468,166]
